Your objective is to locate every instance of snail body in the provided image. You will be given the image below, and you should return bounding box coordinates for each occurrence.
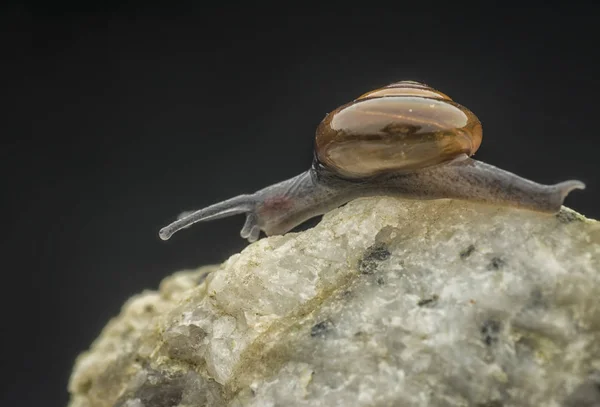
[159,81,585,243]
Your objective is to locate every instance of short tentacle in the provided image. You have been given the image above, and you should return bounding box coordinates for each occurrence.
[555,180,586,200]
[240,213,258,240]
[248,225,261,243]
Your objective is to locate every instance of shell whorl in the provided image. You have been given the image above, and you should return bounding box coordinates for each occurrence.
[315,81,483,178]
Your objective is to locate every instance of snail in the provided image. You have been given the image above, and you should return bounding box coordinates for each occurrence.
[159,80,585,243]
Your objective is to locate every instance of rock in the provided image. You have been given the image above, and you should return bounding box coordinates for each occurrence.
[68,197,600,407]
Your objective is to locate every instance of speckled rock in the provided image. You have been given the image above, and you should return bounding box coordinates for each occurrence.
[68,197,600,407]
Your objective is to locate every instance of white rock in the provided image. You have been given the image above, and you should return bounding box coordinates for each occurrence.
[68,197,600,407]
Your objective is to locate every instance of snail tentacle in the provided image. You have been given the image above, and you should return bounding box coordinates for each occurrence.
[159,194,255,241]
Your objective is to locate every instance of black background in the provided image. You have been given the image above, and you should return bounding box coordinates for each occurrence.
[3,4,599,406]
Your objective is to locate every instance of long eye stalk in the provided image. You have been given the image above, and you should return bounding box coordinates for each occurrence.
[159,195,255,241]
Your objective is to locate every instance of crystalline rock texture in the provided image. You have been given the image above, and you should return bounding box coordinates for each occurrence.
[68,197,600,407]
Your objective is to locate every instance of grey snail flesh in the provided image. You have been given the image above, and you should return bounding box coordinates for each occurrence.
[159,81,585,243]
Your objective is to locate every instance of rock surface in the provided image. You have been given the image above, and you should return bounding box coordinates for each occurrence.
[68,197,600,407]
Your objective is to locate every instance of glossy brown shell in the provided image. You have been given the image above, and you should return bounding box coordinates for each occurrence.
[315,81,483,178]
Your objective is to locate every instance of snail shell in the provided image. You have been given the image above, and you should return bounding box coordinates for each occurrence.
[315,81,483,178]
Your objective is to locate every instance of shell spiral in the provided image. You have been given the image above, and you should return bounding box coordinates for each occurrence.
[315,81,483,178]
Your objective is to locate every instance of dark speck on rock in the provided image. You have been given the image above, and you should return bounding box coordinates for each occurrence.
[528,288,545,308]
[197,272,210,285]
[460,244,476,259]
[311,320,333,338]
[481,320,501,346]
[114,370,185,407]
[556,209,582,224]
[417,294,439,307]
[487,257,506,270]
[376,276,385,285]
[368,244,391,261]
[359,243,391,274]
